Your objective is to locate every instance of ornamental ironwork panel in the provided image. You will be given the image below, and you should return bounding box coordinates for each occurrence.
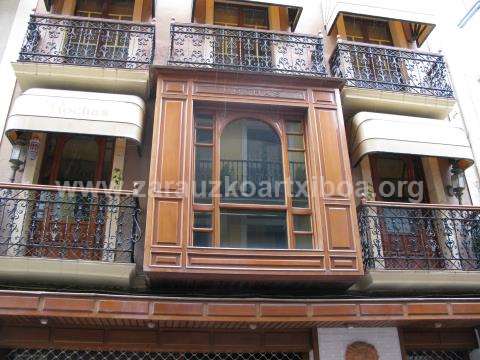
[329,41,454,98]
[168,23,327,76]
[0,186,141,262]
[6,349,306,360]
[18,15,155,69]
[358,203,480,271]
[407,349,471,359]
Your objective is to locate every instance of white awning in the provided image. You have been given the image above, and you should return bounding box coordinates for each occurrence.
[350,112,474,169]
[6,88,145,144]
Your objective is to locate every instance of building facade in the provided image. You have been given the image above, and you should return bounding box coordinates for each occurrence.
[0,0,479,359]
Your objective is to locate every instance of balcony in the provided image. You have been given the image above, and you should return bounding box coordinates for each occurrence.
[330,41,456,118]
[12,14,155,96]
[353,201,480,293]
[0,183,141,288]
[168,23,327,77]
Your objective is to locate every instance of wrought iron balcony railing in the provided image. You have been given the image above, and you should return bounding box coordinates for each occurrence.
[18,14,155,69]
[169,23,327,76]
[330,41,454,98]
[358,201,480,271]
[0,184,141,262]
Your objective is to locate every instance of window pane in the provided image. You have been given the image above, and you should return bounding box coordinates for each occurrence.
[194,146,212,204]
[293,215,311,232]
[221,119,284,204]
[220,210,287,249]
[196,115,213,127]
[194,212,212,228]
[287,134,304,149]
[193,231,212,247]
[289,151,308,208]
[286,121,303,134]
[196,129,213,144]
[295,234,313,249]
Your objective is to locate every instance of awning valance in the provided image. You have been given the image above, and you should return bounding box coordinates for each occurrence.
[350,112,474,169]
[6,88,145,144]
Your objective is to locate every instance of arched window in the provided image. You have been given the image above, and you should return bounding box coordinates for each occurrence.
[192,110,313,250]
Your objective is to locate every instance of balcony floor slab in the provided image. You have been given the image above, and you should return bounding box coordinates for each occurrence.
[0,256,136,289]
[12,62,150,98]
[349,270,480,294]
[341,87,456,119]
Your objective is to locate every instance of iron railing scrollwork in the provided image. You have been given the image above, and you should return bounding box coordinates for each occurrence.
[0,184,141,263]
[358,202,480,271]
[330,41,454,98]
[18,14,155,69]
[169,23,327,76]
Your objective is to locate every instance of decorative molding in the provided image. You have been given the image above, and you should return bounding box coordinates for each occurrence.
[194,83,307,101]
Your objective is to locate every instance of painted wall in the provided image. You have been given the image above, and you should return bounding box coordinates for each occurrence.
[0,0,21,59]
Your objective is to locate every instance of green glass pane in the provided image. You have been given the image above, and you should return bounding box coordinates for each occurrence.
[193,231,212,247]
[195,147,212,204]
[293,215,311,232]
[196,114,213,127]
[194,212,212,228]
[196,129,213,144]
[286,121,303,134]
[220,210,287,249]
[295,234,313,249]
[287,134,304,149]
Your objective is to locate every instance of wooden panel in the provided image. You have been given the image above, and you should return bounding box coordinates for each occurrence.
[106,330,157,344]
[154,302,204,316]
[330,257,357,270]
[407,303,449,315]
[208,304,256,317]
[98,300,149,315]
[164,81,187,94]
[158,100,184,190]
[187,248,325,271]
[152,252,182,266]
[261,304,308,317]
[316,109,346,197]
[325,206,353,250]
[52,329,104,344]
[44,298,94,312]
[154,200,180,245]
[312,91,335,105]
[312,304,357,317]
[0,295,38,310]
[161,331,210,347]
[360,304,403,316]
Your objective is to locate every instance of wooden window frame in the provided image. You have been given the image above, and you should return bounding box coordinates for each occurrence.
[344,15,394,46]
[192,108,314,250]
[213,2,269,29]
[74,0,135,20]
[39,134,114,187]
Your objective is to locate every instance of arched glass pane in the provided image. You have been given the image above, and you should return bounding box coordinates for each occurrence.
[57,137,99,186]
[220,119,284,204]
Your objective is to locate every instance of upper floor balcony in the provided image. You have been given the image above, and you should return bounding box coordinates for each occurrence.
[330,41,456,119]
[168,23,327,77]
[354,200,480,293]
[12,14,155,97]
[0,183,141,288]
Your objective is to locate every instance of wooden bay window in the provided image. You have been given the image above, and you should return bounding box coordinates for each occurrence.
[192,109,314,250]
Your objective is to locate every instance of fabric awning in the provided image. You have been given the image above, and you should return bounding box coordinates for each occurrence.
[6,88,145,144]
[349,112,474,169]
